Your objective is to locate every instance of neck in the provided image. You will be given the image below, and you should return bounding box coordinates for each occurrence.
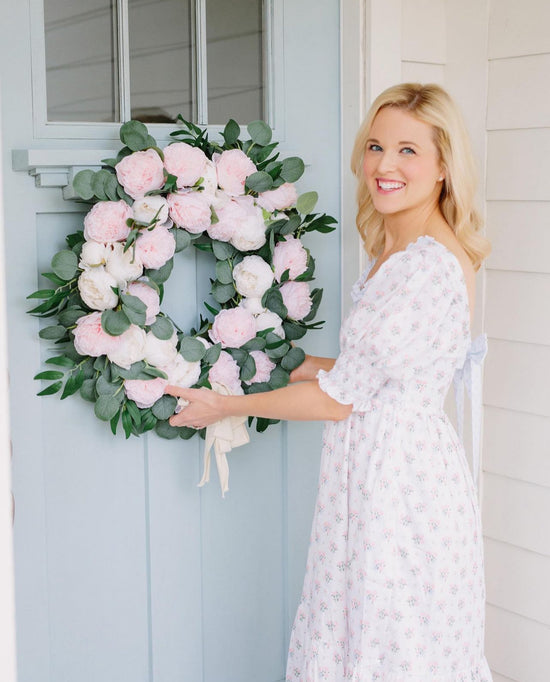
[381,202,444,254]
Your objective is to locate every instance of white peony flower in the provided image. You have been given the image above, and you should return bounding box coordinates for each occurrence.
[164,354,201,388]
[107,325,147,369]
[79,241,108,268]
[143,331,178,369]
[78,267,119,311]
[233,255,274,299]
[104,242,143,286]
[239,296,266,316]
[255,310,284,338]
[132,195,169,226]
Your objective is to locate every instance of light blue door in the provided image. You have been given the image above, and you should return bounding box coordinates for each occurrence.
[2,2,341,680]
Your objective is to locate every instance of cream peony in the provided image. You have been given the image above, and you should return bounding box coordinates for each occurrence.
[78,267,119,311]
[167,192,211,234]
[245,350,275,385]
[239,296,266,316]
[272,235,308,282]
[132,195,169,226]
[215,149,257,196]
[83,200,132,243]
[164,354,201,388]
[209,351,243,395]
[143,331,178,369]
[124,377,168,408]
[255,310,284,338]
[126,281,160,325]
[104,242,143,285]
[233,255,274,299]
[106,324,147,369]
[79,241,108,268]
[134,224,176,270]
[257,182,298,212]
[73,311,116,357]
[280,281,312,320]
[115,149,165,199]
[209,308,257,348]
[229,196,266,252]
[163,142,208,188]
[200,160,218,200]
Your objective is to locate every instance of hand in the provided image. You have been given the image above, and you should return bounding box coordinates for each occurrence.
[165,385,226,429]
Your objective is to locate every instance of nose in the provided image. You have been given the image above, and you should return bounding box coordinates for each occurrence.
[376,150,397,174]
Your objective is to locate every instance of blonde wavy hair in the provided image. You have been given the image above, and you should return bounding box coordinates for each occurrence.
[350,83,490,270]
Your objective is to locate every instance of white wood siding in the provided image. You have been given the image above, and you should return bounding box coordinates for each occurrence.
[483,0,550,678]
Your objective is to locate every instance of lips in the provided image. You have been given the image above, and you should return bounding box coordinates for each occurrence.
[376,179,405,192]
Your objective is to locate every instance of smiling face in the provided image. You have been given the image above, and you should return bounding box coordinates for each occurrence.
[362,107,445,219]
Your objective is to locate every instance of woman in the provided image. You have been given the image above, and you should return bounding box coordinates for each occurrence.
[167,83,492,680]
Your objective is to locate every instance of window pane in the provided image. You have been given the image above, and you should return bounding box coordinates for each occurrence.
[44,0,118,122]
[129,0,194,124]
[206,0,264,124]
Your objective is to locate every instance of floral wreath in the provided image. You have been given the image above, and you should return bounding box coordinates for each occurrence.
[28,118,336,443]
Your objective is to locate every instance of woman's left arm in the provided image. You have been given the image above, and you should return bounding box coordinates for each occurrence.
[166,380,352,430]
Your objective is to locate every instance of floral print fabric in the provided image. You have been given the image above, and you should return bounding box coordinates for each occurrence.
[286,236,492,681]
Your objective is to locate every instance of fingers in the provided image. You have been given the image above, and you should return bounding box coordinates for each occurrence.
[165,384,201,399]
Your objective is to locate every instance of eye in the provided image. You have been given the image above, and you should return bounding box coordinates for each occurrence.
[367,143,382,152]
[400,147,416,155]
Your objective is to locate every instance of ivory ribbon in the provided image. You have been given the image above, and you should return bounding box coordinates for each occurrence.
[452,333,488,491]
[191,383,250,497]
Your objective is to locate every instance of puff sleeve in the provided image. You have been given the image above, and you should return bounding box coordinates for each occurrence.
[317,242,469,411]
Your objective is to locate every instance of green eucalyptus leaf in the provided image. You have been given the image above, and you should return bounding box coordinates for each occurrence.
[239,354,256,382]
[241,336,267,351]
[146,258,174,284]
[120,120,150,151]
[261,287,288,319]
[268,366,290,390]
[282,320,307,340]
[280,157,305,183]
[172,228,192,252]
[203,343,221,365]
[150,316,173,340]
[91,169,112,201]
[211,281,236,304]
[80,378,97,402]
[180,337,206,362]
[280,346,306,372]
[58,308,86,327]
[96,375,121,396]
[296,191,318,215]
[247,120,272,146]
[72,169,95,200]
[211,240,236,260]
[39,325,67,340]
[245,171,273,193]
[51,250,78,281]
[155,420,181,439]
[101,309,131,336]
[215,260,233,285]
[222,119,241,145]
[95,395,121,421]
[151,394,178,420]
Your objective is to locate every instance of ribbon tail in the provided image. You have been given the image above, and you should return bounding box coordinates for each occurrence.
[470,362,483,490]
[214,443,230,498]
[198,435,214,488]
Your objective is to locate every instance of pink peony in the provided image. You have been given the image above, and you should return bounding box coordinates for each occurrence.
[257,183,298,212]
[280,281,312,320]
[209,308,256,348]
[73,311,116,357]
[215,149,256,196]
[83,200,132,243]
[124,377,168,408]
[272,235,308,282]
[134,224,176,270]
[229,197,267,251]
[163,142,208,188]
[115,149,165,199]
[209,351,243,395]
[126,281,160,325]
[167,192,211,234]
[246,350,275,385]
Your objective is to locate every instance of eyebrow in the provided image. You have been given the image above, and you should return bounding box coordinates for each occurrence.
[367,138,421,148]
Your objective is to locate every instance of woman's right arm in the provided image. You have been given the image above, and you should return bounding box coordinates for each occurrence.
[289,354,336,383]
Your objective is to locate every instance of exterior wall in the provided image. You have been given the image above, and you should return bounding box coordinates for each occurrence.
[482,2,550,680]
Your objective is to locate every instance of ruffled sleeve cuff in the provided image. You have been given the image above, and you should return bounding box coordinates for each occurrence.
[316,368,375,413]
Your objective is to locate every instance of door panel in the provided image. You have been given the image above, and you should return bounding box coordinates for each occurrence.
[2,1,342,680]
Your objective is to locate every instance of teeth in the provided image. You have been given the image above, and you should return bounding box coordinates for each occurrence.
[378,181,404,190]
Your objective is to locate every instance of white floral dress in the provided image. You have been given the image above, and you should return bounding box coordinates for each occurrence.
[286,236,492,681]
